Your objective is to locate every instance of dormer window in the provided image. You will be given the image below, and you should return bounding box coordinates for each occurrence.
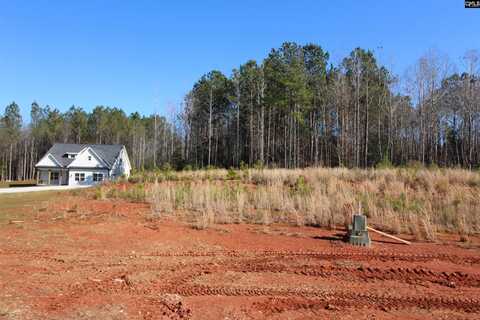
[63,153,77,159]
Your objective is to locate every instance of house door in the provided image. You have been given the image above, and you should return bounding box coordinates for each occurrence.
[50,171,60,185]
[60,170,68,185]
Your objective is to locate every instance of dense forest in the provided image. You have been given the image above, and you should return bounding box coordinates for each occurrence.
[1,43,479,180]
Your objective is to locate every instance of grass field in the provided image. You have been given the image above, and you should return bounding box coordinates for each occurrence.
[89,167,480,240]
[3,168,479,239]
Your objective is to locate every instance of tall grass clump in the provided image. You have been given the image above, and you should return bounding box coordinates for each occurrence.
[92,182,147,203]
[100,167,480,238]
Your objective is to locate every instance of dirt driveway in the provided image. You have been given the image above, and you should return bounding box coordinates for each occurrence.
[0,185,90,194]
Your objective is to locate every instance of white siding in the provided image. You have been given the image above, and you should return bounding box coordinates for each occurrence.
[68,148,106,168]
[36,154,60,168]
[68,169,109,186]
[110,148,131,179]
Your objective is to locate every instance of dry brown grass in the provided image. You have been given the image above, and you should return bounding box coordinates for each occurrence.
[111,167,480,239]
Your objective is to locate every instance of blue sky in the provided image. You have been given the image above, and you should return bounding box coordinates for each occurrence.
[0,1,478,121]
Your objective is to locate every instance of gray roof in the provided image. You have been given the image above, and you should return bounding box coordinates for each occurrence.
[45,143,124,168]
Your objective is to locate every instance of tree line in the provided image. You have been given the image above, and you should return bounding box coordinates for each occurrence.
[182,43,480,169]
[1,42,479,180]
[0,104,180,181]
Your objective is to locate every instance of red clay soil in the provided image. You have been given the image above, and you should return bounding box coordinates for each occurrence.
[0,195,479,319]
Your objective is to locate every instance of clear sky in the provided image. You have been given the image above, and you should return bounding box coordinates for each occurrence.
[0,1,478,121]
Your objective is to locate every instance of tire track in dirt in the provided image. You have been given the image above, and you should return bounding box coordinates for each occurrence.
[3,248,480,289]
[28,278,480,316]
[140,249,480,264]
[225,261,480,288]
[253,295,480,316]
[3,248,478,265]
[144,256,480,288]
[4,247,480,315]
[18,251,480,289]
[17,246,479,316]
[166,285,480,312]
[9,255,479,289]
[64,280,480,313]
[64,267,480,314]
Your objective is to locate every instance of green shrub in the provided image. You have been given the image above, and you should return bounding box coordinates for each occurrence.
[174,183,192,208]
[239,161,248,171]
[376,154,393,169]
[406,160,424,171]
[162,162,173,172]
[128,175,142,184]
[227,167,239,180]
[107,188,119,198]
[253,160,264,170]
[356,192,373,216]
[289,176,313,197]
[383,193,424,214]
[123,183,146,202]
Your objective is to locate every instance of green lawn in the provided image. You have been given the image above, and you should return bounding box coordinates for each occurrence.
[0,191,59,224]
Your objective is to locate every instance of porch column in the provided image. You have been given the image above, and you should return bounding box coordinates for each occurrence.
[36,169,39,185]
[48,170,51,185]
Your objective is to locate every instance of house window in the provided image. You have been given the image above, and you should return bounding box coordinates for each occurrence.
[75,173,85,181]
[93,173,103,182]
[88,156,92,161]
[50,172,59,180]
[63,153,77,159]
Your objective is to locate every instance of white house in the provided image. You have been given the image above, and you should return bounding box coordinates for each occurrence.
[35,143,131,186]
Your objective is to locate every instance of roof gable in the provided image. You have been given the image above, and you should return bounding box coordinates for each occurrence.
[35,153,62,168]
[67,147,107,168]
[37,143,124,169]
[67,147,109,168]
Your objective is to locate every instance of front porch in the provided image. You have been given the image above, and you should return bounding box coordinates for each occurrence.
[36,168,69,185]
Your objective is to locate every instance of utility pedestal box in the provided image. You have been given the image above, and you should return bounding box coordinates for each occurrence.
[348,214,371,247]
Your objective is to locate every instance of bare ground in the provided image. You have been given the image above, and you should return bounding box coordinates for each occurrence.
[0,193,479,319]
